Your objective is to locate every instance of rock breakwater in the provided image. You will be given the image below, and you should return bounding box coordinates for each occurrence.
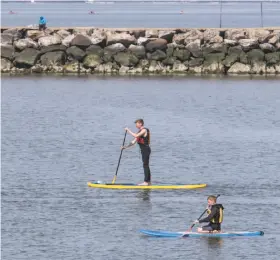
[1,27,280,74]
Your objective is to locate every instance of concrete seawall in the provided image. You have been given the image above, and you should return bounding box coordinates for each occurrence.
[1,27,280,75]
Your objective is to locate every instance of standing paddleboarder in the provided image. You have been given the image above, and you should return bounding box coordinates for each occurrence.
[121,119,151,186]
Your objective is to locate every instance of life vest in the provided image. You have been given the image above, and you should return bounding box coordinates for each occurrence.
[136,128,150,146]
[207,204,224,224]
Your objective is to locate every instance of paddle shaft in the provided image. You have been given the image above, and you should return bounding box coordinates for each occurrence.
[189,194,220,230]
[112,130,127,184]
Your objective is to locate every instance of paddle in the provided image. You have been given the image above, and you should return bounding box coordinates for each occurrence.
[185,194,220,234]
[112,130,127,184]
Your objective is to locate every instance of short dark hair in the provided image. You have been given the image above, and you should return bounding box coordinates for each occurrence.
[134,119,144,125]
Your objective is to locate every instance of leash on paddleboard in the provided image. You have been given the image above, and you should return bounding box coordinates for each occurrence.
[185,194,221,233]
[112,130,127,184]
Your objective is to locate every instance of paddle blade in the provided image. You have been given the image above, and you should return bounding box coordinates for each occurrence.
[112,175,117,184]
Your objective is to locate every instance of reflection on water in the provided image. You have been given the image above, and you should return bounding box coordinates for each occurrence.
[136,189,151,201]
[2,76,280,260]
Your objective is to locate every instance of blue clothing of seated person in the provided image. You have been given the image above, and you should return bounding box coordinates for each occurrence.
[39,16,46,31]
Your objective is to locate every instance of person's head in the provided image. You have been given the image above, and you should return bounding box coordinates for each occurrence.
[134,119,144,129]
[40,16,44,20]
[207,195,217,206]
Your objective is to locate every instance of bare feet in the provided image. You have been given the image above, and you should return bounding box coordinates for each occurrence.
[138,182,151,186]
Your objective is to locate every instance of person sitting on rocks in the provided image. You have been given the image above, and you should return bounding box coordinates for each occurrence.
[39,16,47,31]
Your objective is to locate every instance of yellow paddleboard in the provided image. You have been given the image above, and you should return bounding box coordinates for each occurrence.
[87,181,207,190]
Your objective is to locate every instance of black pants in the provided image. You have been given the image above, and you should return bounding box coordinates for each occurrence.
[140,146,151,182]
[39,24,46,31]
[202,223,221,231]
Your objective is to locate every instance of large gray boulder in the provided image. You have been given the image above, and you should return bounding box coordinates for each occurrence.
[228,62,251,74]
[275,63,280,73]
[251,62,266,74]
[266,65,276,74]
[14,48,40,68]
[70,34,92,49]
[119,65,130,74]
[1,58,13,72]
[145,29,159,38]
[186,39,202,58]
[247,49,264,64]
[128,45,146,59]
[64,61,80,73]
[56,29,71,39]
[145,39,167,52]
[1,45,15,60]
[189,58,204,67]
[72,28,93,36]
[86,45,104,56]
[203,29,223,43]
[83,54,103,68]
[248,29,273,43]
[188,65,203,74]
[269,33,280,45]
[66,46,86,61]
[95,62,114,73]
[228,45,243,56]
[1,34,13,45]
[148,50,167,61]
[39,45,67,55]
[202,43,227,56]
[137,37,155,46]
[106,32,136,47]
[114,52,139,66]
[224,29,249,41]
[2,28,23,41]
[222,54,239,67]
[184,29,204,45]
[166,44,174,57]
[204,53,225,64]
[173,30,203,45]
[148,60,165,73]
[14,38,38,50]
[129,29,145,38]
[158,30,175,42]
[90,30,107,46]
[224,39,238,46]
[265,52,280,65]
[104,43,126,54]
[26,30,45,40]
[173,48,191,61]
[38,35,62,47]
[259,43,275,53]
[62,35,75,47]
[202,63,224,74]
[239,39,259,51]
[172,61,188,72]
[40,51,66,66]
[162,57,177,66]
[240,51,248,64]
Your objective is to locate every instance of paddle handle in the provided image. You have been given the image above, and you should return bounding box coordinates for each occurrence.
[112,130,127,184]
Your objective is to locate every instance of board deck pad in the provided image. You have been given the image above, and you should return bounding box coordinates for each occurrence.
[87,181,207,189]
[139,229,264,237]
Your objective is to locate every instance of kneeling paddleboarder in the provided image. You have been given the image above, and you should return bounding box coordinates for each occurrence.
[193,195,224,232]
[121,119,151,186]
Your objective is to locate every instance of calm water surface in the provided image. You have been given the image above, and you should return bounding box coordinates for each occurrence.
[1,75,280,260]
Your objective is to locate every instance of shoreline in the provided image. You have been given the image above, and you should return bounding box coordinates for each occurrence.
[1,27,280,75]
